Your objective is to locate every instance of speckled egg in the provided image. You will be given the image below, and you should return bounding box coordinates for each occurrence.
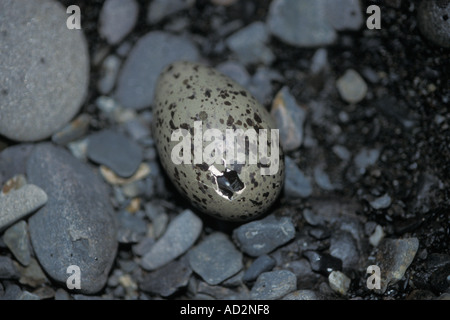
[152,61,284,221]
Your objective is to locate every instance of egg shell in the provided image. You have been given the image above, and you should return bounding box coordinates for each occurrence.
[152,61,284,221]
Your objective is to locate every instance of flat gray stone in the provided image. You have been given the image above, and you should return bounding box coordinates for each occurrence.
[282,289,323,300]
[226,21,274,66]
[87,129,143,178]
[267,0,336,47]
[0,256,20,280]
[369,193,392,210]
[325,0,363,31]
[140,256,192,297]
[114,31,200,110]
[0,184,48,231]
[99,0,139,45]
[189,232,243,285]
[233,215,296,257]
[284,156,313,198]
[250,270,297,300]
[3,220,32,266]
[147,0,195,24]
[0,0,89,141]
[141,209,202,271]
[271,86,306,152]
[27,143,117,294]
[243,255,276,282]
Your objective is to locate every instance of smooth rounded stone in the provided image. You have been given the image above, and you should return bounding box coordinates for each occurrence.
[147,0,195,24]
[374,238,419,294]
[267,0,337,47]
[26,143,118,294]
[0,0,89,141]
[284,156,313,198]
[303,250,343,274]
[87,129,143,178]
[99,0,139,45]
[0,256,20,279]
[250,270,297,300]
[369,193,392,210]
[336,69,368,104]
[417,0,450,48]
[0,144,35,186]
[325,0,363,31]
[233,215,296,257]
[188,232,243,285]
[114,31,200,110]
[141,209,202,271]
[0,184,48,231]
[329,231,360,270]
[271,86,306,152]
[3,221,32,266]
[328,270,351,295]
[283,289,323,300]
[243,255,276,283]
[140,256,192,297]
[226,21,275,66]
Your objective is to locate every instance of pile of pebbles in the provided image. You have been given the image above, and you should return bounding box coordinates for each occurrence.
[0,0,449,300]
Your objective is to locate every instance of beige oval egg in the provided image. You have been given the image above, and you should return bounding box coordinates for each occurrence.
[152,61,284,221]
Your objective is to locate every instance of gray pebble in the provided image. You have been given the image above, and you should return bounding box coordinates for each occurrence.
[233,215,296,257]
[114,31,199,110]
[140,256,192,297]
[141,209,202,270]
[271,86,306,152]
[116,210,148,244]
[248,67,283,105]
[328,270,351,295]
[17,258,48,288]
[282,259,322,288]
[336,69,368,104]
[374,237,419,294]
[369,193,392,210]
[188,232,243,285]
[226,21,275,66]
[250,270,297,300]
[0,184,48,231]
[97,55,122,95]
[243,255,276,283]
[284,156,313,198]
[87,129,143,178]
[325,0,363,31]
[0,0,89,141]
[329,230,360,270]
[283,289,323,300]
[0,256,20,280]
[267,0,336,47]
[417,0,450,48]
[3,221,32,266]
[314,165,335,191]
[99,0,139,45]
[147,0,195,24]
[27,143,117,294]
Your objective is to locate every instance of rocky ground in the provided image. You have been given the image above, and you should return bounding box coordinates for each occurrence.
[0,0,449,300]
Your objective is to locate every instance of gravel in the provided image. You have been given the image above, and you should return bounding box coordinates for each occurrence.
[0,0,448,302]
